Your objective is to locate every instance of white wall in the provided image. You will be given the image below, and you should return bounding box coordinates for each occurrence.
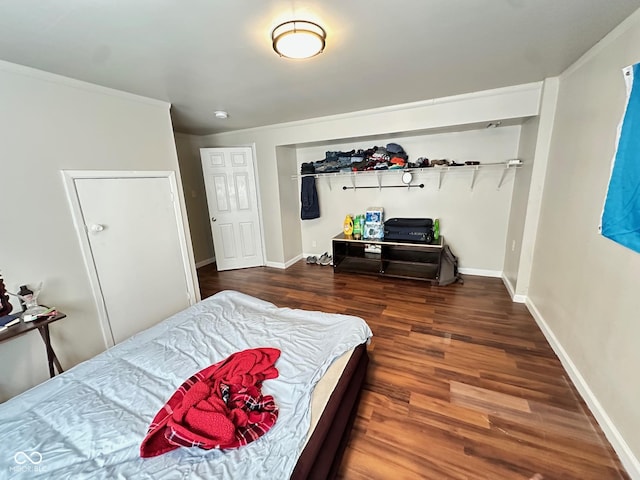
[174,132,215,265]
[528,11,640,475]
[297,127,521,273]
[200,83,541,267]
[0,61,193,401]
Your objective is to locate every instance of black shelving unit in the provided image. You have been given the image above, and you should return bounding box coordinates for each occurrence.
[332,233,445,283]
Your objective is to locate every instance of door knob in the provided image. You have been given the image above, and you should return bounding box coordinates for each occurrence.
[90,224,105,232]
[211,217,217,222]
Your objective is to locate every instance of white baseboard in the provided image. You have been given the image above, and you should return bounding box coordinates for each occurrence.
[525,297,640,479]
[195,257,215,268]
[458,267,502,278]
[284,254,303,269]
[501,274,527,303]
[265,261,285,269]
[265,254,303,269]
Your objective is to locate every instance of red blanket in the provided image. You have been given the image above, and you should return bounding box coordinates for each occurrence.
[140,347,280,458]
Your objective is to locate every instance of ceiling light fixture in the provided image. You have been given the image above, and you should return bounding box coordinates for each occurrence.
[272,20,326,59]
[214,110,228,119]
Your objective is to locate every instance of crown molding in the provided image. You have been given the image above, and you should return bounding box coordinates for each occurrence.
[205,82,543,139]
[0,59,169,109]
[562,7,640,80]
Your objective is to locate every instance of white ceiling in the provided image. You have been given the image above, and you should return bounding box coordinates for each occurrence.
[1,1,639,135]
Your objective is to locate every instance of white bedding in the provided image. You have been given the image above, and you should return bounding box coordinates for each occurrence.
[0,290,372,479]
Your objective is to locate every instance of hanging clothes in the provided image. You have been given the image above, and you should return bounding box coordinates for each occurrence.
[301,176,320,220]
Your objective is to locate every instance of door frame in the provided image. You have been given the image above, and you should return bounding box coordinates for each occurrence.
[61,170,198,348]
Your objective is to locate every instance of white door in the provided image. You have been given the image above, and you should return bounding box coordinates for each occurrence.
[73,175,194,344]
[200,147,264,271]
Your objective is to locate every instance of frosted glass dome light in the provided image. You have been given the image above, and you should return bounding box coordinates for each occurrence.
[272,20,326,59]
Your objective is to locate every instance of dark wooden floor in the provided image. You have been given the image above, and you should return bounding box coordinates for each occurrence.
[198,262,628,480]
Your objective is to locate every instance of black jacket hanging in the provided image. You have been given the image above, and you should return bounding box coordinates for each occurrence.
[301,176,320,220]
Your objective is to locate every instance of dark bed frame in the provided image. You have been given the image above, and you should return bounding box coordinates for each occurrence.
[291,343,369,480]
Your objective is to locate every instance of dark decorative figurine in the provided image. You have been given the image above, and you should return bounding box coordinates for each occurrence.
[0,273,13,316]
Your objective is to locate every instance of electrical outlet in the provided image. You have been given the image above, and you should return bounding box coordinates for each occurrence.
[511,240,516,252]
[312,241,317,248]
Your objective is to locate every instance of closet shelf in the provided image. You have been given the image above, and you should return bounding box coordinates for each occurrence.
[292,159,522,191]
[342,183,425,191]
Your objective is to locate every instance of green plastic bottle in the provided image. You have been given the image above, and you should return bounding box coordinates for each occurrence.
[353,214,363,239]
[433,218,440,241]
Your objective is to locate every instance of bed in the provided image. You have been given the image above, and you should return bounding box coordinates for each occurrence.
[0,290,372,479]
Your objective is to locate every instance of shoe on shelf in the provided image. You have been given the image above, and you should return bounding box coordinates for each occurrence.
[318,253,332,266]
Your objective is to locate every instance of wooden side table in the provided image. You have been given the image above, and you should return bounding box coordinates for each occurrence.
[0,312,66,378]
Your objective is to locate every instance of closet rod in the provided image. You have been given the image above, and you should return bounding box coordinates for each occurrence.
[342,184,424,190]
